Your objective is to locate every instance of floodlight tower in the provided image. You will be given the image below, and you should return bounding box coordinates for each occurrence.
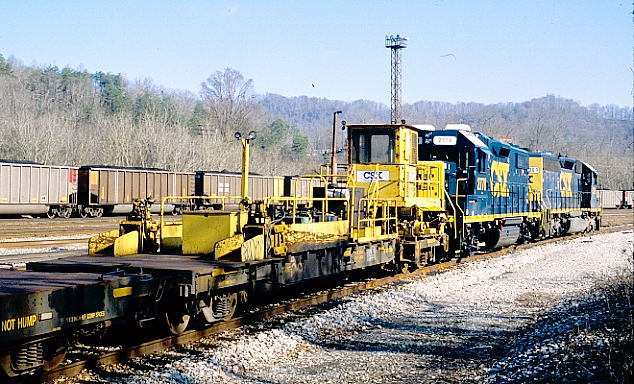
[385,34,408,124]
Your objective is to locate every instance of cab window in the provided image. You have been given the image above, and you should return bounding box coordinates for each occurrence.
[351,130,395,163]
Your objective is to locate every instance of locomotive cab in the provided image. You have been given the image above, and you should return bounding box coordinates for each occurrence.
[581,162,600,209]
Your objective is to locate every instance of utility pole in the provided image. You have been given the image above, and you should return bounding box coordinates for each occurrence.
[330,110,342,177]
[385,34,408,124]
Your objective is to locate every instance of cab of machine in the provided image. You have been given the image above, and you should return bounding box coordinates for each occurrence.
[346,123,445,211]
[347,123,420,166]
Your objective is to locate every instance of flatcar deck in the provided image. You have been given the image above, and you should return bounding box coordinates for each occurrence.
[0,269,153,375]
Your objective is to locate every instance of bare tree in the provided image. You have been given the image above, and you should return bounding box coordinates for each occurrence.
[200,68,254,140]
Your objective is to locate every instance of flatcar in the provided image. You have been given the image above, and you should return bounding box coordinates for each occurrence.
[0,122,602,377]
[0,269,153,377]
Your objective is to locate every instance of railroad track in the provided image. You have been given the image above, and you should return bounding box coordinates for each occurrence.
[0,250,86,269]
[601,208,634,227]
[0,237,91,249]
[9,224,631,384]
[0,218,121,241]
[0,216,180,240]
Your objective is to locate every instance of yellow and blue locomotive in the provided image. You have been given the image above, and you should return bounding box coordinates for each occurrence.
[528,152,600,236]
[419,123,601,256]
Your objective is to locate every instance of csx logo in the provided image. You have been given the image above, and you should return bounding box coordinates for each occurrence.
[560,172,573,197]
[491,161,509,197]
[356,171,389,183]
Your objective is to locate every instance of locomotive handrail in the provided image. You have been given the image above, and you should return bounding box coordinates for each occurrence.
[444,186,459,240]
[454,178,467,240]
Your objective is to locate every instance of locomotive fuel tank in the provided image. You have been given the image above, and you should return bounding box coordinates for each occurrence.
[485,226,521,249]
[565,217,589,234]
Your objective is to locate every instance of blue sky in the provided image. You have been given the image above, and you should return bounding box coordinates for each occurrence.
[0,1,631,107]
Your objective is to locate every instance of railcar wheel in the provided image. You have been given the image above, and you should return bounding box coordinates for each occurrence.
[42,340,67,371]
[200,293,239,323]
[164,311,190,335]
[59,206,72,218]
[46,209,57,219]
[0,354,17,377]
[94,208,104,218]
[79,208,89,218]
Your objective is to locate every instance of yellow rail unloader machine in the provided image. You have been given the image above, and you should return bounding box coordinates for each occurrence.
[64,124,449,334]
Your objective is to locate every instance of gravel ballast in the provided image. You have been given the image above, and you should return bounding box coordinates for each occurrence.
[64,230,633,384]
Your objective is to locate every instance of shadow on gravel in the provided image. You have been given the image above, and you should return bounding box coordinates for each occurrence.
[321,315,512,358]
[86,352,282,384]
[296,271,632,384]
[487,271,633,384]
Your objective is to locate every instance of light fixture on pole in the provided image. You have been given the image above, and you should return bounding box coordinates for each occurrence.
[234,131,257,202]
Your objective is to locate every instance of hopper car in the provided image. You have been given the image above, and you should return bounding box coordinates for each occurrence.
[0,163,310,218]
[597,189,634,209]
[0,123,602,377]
[77,165,196,217]
[0,160,78,218]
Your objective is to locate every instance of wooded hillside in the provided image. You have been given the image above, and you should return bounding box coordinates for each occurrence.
[0,55,631,189]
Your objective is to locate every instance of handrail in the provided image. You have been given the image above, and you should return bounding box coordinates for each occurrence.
[354,197,399,238]
[263,196,348,224]
[453,179,467,241]
[443,186,459,239]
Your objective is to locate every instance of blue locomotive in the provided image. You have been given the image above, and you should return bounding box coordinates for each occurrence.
[419,124,600,256]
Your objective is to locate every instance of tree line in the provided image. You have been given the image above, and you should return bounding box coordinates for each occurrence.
[0,55,311,176]
[0,54,631,189]
[258,95,632,189]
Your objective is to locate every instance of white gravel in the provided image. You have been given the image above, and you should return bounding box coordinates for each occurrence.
[0,234,94,243]
[64,230,633,384]
[0,236,90,268]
